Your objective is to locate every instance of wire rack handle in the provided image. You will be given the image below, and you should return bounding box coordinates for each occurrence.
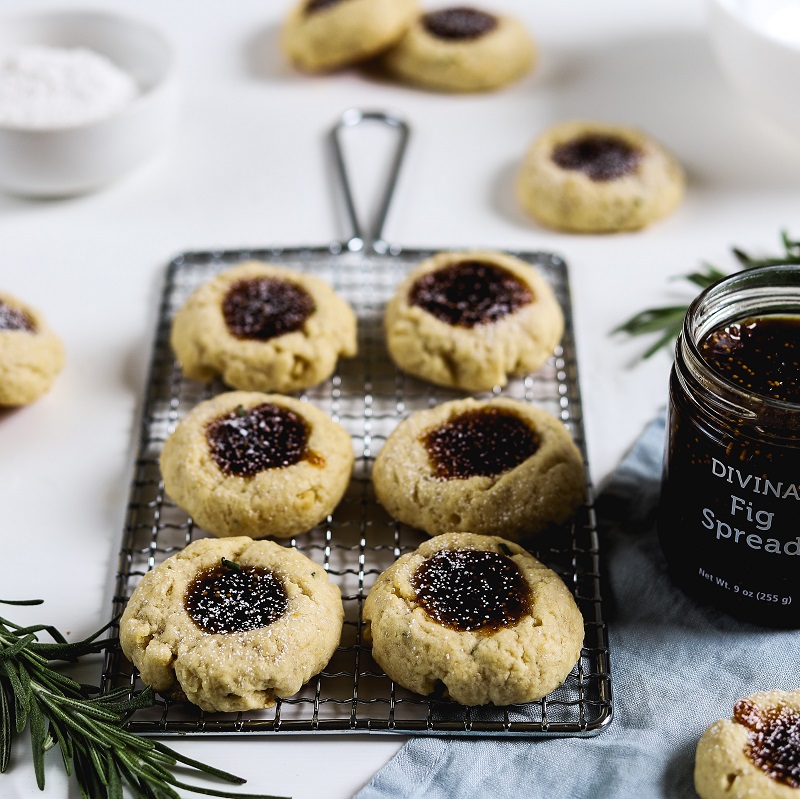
[330,108,410,254]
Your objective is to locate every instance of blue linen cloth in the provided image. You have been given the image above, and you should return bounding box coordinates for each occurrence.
[355,414,800,799]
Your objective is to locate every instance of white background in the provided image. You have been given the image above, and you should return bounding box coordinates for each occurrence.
[1,0,799,796]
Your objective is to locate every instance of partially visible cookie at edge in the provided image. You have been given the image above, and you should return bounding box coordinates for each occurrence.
[363,532,585,706]
[170,261,357,394]
[516,120,685,233]
[372,396,585,540]
[282,0,419,72]
[160,390,354,539]
[384,250,564,392]
[695,690,800,799]
[119,536,344,713]
[381,6,535,93]
[0,291,64,406]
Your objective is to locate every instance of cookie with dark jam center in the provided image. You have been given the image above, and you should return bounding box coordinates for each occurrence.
[206,402,310,477]
[551,134,641,182]
[422,7,498,40]
[424,408,539,479]
[734,698,800,788]
[222,278,314,341]
[411,548,531,632]
[186,562,289,635]
[0,300,35,332]
[409,261,533,328]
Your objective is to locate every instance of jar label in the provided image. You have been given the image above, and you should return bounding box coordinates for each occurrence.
[659,404,800,625]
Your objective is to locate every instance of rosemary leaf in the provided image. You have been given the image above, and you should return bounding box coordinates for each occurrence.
[107,749,124,799]
[0,677,10,773]
[0,599,289,799]
[0,600,43,607]
[28,694,47,789]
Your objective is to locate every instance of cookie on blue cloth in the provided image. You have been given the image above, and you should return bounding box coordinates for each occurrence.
[695,689,800,798]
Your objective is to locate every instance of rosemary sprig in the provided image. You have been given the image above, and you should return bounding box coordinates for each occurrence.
[613,229,800,358]
[0,599,287,799]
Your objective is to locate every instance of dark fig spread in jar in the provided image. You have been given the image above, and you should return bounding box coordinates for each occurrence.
[701,316,800,403]
[422,8,498,40]
[658,266,800,626]
[411,548,531,632]
[222,278,314,341]
[0,300,35,332]
[734,698,800,788]
[551,134,641,182]
[206,403,318,477]
[409,261,533,328]
[186,561,288,634]
[423,408,539,479]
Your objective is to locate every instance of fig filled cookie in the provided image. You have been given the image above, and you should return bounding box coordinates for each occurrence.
[363,532,584,706]
[381,6,535,93]
[695,690,800,799]
[170,261,356,393]
[160,391,354,539]
[281,0,419,72]
[119,536,344,712]
[372,397,585,540]
[516,120,685,233]
[0,292,64,406]
[384,250,563,391]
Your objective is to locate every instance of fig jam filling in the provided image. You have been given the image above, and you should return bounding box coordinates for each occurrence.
[409,261,533,328]
[222,277,314,341]
[734,698,800,787]
[423,408,539,479]
[304,0,342,13]
[206,403,313,477]
[422,7,498,40]
[186,561,288,634]
[411,549,530,632]
[0,300,35,332]
[551,134,641,182]
[699,315,800,404]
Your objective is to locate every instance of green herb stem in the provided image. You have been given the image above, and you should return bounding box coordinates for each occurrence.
[0,600,289,799]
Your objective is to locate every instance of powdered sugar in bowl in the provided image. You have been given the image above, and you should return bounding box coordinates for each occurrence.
[0,10,178,197]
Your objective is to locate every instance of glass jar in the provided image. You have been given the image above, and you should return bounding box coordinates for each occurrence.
[658,264,800,627]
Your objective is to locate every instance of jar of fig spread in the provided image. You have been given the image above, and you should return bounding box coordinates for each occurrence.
[658,264,800,626]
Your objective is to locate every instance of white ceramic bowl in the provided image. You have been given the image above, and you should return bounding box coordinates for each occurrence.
[708,0,800,140]
[0,9,178,197]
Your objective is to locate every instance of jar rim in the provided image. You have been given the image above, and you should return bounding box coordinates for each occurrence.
[682,263,800,413]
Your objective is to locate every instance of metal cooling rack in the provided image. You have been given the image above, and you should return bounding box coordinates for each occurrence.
[101,244,612,737]
[101,110,612,737]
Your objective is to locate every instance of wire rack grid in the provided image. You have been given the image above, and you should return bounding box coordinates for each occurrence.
[101,242,613,738]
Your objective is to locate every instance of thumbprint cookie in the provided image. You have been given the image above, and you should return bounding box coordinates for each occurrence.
[372,397,584,540]
[363,532,584,706]
[120,536,344,712]
[384,250,563,392]
[695,690,800,799]
[0,291,64,406]
[516,120,685,233]
[382,6,535,93]
[170,261,356,394]
[160,391,354,539]
[282,0,419,72]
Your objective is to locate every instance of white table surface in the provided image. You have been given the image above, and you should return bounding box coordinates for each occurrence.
[1,0,800,796]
